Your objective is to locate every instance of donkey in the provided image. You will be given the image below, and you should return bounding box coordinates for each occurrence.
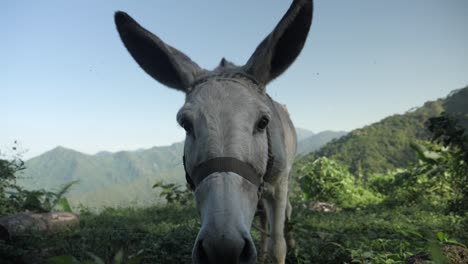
[115,0,313,263]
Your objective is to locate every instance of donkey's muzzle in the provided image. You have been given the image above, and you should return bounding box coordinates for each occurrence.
[192,172,259,264]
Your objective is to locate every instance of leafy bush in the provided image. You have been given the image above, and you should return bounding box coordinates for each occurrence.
[0,142,26,215]
[384,144,449,207]
[9,181,77,213]
[297,157,382,209]
[365,173,395,196]
[152,181,193,206]
[377,139,466,213]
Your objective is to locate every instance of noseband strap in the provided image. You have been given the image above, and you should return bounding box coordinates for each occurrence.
[184,157,261,189]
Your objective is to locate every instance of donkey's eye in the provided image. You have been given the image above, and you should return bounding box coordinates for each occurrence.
[256,116,270,131]
[181,120,194,135]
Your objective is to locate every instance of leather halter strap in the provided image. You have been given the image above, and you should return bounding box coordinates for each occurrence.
[186,157,261,188]
[183,125,273,191]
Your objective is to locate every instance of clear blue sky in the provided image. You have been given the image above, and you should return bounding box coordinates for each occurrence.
[2,0,467,159]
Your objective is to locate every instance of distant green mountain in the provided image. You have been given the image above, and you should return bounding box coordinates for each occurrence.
[18,143,186,209]
[297,131,347,155]
[296,128,315,142]
[314,86,468,176]
[18,127,341,209]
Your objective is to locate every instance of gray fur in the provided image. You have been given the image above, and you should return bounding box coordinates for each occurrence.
[115,1,313,263]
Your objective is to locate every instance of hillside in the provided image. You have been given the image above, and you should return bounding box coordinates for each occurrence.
[296,128,315,141]
[315,86,468,176]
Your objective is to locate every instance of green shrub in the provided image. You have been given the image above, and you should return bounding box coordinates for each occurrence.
[0,142,26,215]
[380,140,464,210]
[427,113,468,214]
[152,181,193,206]
[297,157,382,209]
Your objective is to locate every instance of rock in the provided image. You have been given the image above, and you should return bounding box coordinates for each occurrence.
[444,245,468,264]
[405,245,468,264]
[0,212,79,241]
[308,201,340,213]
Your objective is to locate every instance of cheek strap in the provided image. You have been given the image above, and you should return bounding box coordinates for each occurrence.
[183,157,262,190]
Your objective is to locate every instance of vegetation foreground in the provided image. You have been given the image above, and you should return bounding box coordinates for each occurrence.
[1,203,466,264]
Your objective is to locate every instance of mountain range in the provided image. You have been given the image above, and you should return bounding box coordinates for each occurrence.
[18,129,344,209]
[297,131,347,155]
[18,86,467,209]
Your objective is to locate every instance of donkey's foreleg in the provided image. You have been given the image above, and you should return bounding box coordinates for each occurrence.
[285,198,296,250]
[258,200,269,263]
[264,178,289,264]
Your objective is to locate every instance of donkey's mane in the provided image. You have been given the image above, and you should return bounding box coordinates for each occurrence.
[188,71,263,94]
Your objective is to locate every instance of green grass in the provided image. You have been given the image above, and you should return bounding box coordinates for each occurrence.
[1,204,466,264]
[287,205,467,263]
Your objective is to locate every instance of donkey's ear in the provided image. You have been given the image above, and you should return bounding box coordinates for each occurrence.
[243,0,313,85]
[115,12,205,92]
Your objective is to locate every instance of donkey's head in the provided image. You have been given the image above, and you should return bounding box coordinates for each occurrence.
[115,1,312,263]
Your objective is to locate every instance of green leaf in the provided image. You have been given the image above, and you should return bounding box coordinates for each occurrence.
[405,229,424,240]
[410,142,440,164]
[445,239,467,248]
[54,180,79,202]
[152,181,162,189]
[86,252,105,264]
[23,191,45,212]
[437,231,448,242]
[56,197,73,212]
[127,255,144,264]
[423,150,441,162]
[428,241,449,264]
[47,255,80,264]
[113,249,124,264]
[127,249,144,264]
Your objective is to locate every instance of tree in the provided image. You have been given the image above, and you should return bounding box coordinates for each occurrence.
[0,141,26,215]
[427,113,468,214]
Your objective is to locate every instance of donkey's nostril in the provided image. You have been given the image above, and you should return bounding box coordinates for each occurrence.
[240,239,250,261]
[195,239,209,263]
[240,238,256,263]
[193,235,256,264]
